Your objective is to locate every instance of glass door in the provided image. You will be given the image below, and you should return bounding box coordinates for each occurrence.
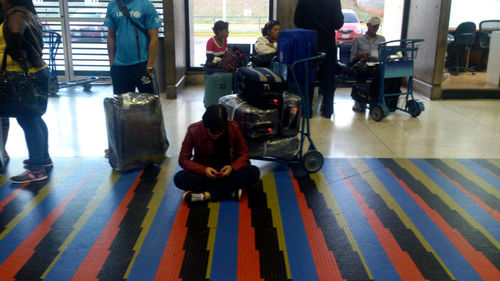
[189,0,271,67]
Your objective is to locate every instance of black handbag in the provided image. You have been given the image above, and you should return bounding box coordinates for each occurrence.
[0,51,47,117]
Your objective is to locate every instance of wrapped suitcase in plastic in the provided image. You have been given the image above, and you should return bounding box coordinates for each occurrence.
[204,72,233,108]
[104,92,169,172]
[233,66,284,109]
[219,94,279,140]
[280,93,302,137]
[247,136,300,160]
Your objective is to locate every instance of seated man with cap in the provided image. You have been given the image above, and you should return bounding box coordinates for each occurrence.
[350,17,400,112]
[350,16,385,64]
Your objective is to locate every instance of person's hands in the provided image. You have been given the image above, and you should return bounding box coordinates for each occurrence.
[362,53,371,58]
[220,165,233,177]
[267,43,274,47]
[205,167,218,179]
[213,57,222,64]
[146,66,154,76]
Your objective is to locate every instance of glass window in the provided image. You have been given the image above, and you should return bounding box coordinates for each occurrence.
[190,0,270,67]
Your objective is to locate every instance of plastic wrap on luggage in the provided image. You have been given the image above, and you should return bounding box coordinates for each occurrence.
[280,93,302,137]
[219,94,279,140]
[104,92,169,172]
[247,136,300,160]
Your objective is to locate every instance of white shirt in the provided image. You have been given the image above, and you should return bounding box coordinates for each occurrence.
[255,36,278,55]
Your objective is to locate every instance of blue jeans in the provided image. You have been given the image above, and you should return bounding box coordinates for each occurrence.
[16,68,51,170]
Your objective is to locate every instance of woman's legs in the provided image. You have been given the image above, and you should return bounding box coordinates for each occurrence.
[208,165,260,201]
[1,117,9,163]
[174,165,261,202]
[15,116,50,171]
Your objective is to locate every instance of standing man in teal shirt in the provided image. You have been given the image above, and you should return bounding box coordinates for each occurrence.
[105,0,162,94]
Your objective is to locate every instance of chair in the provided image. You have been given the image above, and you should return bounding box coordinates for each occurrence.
[476,20,500,69]
[450,21,476,75]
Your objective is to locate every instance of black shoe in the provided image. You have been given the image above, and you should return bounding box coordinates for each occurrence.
[321,111,333,119]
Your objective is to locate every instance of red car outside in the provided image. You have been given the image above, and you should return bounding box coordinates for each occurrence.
[335,9,363,44]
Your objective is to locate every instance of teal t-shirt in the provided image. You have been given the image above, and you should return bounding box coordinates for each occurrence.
[105,0,162,66]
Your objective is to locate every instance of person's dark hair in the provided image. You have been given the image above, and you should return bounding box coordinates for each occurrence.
[203,104,231,166]
[261,20,281,37]
[212,20,229,35]
[7,0,37,14]
[203,104,228,134]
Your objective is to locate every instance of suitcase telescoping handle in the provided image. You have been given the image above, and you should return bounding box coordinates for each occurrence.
[150,68,160,97]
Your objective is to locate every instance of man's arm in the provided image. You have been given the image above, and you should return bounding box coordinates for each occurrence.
[107,28,116,66]
[146,28,159,70]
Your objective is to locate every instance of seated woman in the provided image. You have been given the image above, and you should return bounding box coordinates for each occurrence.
[253,20,281,67]
[350,17,400,112]
[205,20,229,73]
[174,105,260,203]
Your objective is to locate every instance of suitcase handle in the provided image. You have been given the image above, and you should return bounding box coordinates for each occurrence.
[150,68,161,97]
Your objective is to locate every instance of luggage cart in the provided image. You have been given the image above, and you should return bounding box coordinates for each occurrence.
[249,53,325,174]
[43,30,101,95]
[369,39,425,121]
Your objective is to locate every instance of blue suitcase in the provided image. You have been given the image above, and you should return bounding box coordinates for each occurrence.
[204,72,233,108]
[278,29,317,65]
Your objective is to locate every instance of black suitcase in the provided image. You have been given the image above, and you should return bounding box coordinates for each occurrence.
[234,66,284,109]
[280,93,302,137]
[219,94,279,140]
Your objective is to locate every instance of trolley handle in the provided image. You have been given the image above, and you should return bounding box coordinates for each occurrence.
[289,53,326,71]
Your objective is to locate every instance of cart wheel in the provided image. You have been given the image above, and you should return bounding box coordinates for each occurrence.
[83,83,92,92]
[408,99,424,117]
[302,150,324,173]
[48,81,59,95]
[370,105,385,122]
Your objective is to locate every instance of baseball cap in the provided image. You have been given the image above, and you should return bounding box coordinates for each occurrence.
[368,17,381,26]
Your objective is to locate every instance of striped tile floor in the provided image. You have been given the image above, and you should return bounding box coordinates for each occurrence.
[0,158,499,280]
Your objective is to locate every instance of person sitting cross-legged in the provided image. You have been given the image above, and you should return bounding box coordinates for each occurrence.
[174,105,260,203]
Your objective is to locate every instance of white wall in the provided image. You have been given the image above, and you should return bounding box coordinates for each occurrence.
[383,0,404,41]
[449,0,500,28]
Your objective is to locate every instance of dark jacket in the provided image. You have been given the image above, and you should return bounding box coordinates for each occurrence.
[294,0,344,36]
[3,7,44,69]
[179,120,250,175]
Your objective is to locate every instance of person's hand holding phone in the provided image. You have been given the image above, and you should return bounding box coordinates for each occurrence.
[219,165,232,177]
[205,167,218,179]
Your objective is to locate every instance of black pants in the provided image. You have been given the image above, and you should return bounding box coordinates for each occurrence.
[317,34,337,117]
[354,65,400,108]
[110,62,154,95]
[174,165,260,201]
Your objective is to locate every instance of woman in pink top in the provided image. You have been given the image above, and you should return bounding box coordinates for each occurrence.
[206,20,228,66]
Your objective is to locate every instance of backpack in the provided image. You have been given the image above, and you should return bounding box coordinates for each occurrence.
[219,47,247,72]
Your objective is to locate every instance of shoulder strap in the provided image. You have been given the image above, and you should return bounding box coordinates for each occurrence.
[116,0,149,37]
[116,0,149,60]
